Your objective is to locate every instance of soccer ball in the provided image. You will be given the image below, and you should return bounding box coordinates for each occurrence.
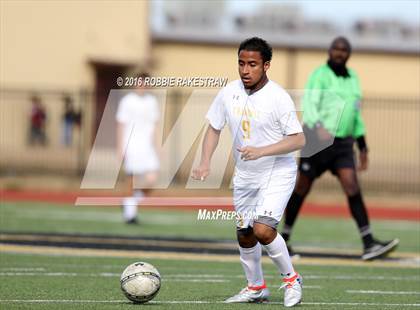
[120,262,161,303]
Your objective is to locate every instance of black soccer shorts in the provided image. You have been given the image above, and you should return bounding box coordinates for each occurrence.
[299,127,355,179]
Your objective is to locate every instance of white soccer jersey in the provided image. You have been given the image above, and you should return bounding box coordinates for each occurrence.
[206,80,302,185]
[116,92,159,174]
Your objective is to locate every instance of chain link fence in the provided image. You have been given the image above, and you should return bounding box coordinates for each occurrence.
[0,88,418,194]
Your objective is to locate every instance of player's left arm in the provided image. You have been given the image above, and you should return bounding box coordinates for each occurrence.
[238,132,305,161]
[352,72,369,171]
[354,111,368,171]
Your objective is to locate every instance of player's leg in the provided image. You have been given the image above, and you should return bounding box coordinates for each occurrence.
[336,167,399,260]
[122,174,138,224]
[254,222,295,276]
[237,227,266,289]
[126,171,159,223]
[254,174,303,307]
[142,171,158,187]
[253,222,302,307]
[123,146,159,224]
[133,171,159,201]
[225,187,269,303]
[225,228,269,303]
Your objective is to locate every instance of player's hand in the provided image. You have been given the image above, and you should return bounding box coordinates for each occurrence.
[316,126,332,141]
[358,150,368,171]
[191,163,210,181]
[237,146,263,161]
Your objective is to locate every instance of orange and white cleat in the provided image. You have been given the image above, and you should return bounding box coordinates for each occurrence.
[280,273,303,307]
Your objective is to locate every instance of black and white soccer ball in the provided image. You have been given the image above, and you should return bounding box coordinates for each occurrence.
[120,262,161,303]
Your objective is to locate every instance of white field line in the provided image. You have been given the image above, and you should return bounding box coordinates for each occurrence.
[297,285,322,289]
[301,302,420,307]
[347,290,420,295]
[0,272,79,276]
[163,274,420,282]
[57,263,420,273]
[0,272,419,283]
[168,279,229,283]
[0,271,326,287]
[165,274,420,282]
[1,263,125,270]
[164,274,227,278]
[0,299,419,307]
[0,272,229,282]
[0,271,230,279]
[0,267,46,271]
[0,300,125,303]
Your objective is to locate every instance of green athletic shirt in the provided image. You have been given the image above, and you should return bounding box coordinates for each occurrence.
[302,63,366,138]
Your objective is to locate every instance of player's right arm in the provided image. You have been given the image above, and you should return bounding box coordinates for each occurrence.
[191,125,221,181]
[351,72,368,171]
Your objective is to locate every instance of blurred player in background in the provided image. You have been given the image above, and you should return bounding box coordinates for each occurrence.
[116,73,160,224]
[61,95,76,147]
[28,94,47,146]
[280,37,399,260]
[193,37,305,307]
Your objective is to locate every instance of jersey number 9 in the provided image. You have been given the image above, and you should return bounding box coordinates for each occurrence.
[242,120,251,140]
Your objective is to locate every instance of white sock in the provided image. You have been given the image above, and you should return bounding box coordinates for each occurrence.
[123,197,137,221]
[262,233,295,277]
[133,190,144,204]
[239,243,265,288]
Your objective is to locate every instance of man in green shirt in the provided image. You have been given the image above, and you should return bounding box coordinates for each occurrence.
[280,37,399,260]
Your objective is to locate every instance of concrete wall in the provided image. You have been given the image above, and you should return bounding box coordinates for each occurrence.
[0,0,150,89]
[0,0,150,171]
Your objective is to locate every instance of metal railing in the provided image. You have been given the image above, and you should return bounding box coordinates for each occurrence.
[0,88,418,194]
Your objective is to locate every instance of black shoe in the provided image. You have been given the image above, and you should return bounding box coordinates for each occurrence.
[362,238,399,260]
[125,218,139,225]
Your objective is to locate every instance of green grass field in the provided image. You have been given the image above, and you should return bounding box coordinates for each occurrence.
[1,202,419,252]
[1,201,419,309]
[1,253,419,309]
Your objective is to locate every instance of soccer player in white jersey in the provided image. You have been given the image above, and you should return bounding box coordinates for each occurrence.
[192,37,305,307]
[116,73,160,224]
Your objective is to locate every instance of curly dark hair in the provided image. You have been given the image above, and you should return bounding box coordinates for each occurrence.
[238,37,273,63]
